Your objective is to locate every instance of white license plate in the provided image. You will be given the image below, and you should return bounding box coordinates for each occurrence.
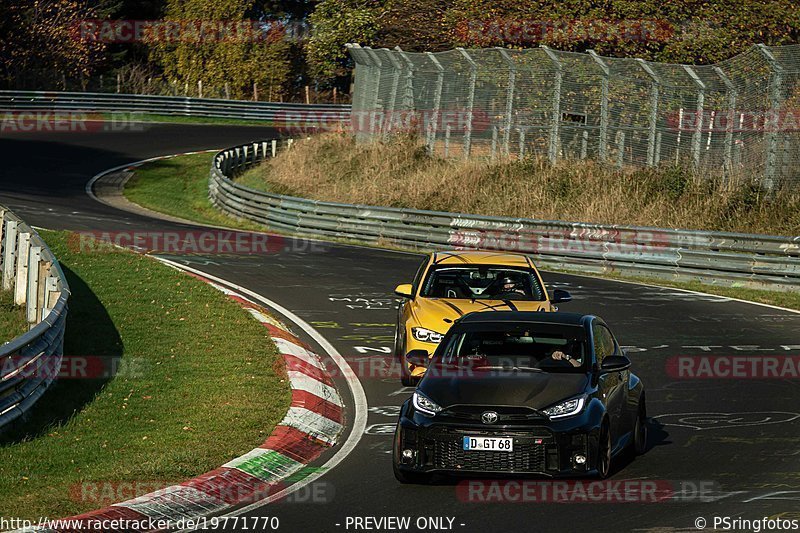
[463,436,514,452]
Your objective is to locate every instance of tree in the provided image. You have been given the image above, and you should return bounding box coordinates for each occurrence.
[149,0,293,99]
[0,0,107,89]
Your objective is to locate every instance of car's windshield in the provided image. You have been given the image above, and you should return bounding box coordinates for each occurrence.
[435,326,587,373]
[420,266,545,301]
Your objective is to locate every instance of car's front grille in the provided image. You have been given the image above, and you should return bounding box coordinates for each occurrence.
[429,430,550,473]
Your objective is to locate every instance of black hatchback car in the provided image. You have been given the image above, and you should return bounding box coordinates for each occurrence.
[392,311,647,483]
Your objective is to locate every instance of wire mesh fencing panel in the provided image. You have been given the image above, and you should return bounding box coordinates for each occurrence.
[347,43,800,188]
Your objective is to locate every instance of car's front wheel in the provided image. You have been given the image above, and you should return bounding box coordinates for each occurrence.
[596,423,612,479]
[395,327,416,387]
[633,399,648,455]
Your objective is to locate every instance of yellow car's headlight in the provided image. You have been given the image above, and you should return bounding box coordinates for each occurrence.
[411,327,444,344]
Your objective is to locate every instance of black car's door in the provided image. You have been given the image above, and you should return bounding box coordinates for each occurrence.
[593,321,626,441]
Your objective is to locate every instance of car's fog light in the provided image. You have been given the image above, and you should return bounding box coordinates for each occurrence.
[401,449,415,464]
[573,453,586,465]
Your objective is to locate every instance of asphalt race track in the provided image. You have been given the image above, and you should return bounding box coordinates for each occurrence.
[2,125,800,532]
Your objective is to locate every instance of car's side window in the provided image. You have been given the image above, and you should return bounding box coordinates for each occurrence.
[592,323,615,364]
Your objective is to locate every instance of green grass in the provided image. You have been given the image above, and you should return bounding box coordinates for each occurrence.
[0,289,28,342]
[124,152,264,231]
[124,152,800,312]
[0,230,291,519]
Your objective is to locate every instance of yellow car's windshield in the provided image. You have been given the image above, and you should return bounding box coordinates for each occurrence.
[420,266,545,301]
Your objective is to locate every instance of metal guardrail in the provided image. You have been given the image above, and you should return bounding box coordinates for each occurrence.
[0,90,351,123]
[209,139,800,292]
[0,207,69,432]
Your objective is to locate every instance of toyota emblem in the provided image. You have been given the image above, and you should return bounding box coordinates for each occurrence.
[481,411,498,424]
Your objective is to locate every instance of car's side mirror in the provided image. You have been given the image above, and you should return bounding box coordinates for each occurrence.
[406,349,430,367]
[599,355,631,373]
[395,283,413,298]
[551,289,572,304]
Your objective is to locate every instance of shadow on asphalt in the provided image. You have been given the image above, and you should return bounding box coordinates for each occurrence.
[0,264,122,445]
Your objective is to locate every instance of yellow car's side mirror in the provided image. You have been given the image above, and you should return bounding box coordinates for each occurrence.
[394,283,413,298]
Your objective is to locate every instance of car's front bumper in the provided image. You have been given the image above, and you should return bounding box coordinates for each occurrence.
[394,408,604,477]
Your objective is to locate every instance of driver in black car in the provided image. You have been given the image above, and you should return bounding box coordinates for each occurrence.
[547,342,581,368]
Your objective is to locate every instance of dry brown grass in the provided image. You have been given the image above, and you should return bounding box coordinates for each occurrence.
[236,133,800,236]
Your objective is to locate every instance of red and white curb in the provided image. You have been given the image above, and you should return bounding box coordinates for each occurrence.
[24,269,346,533]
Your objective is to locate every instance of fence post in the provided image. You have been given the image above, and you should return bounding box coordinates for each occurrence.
[3,220,18,290]
[382,48,403,138]
[426,52,445,155]
[394,47,416,112]
[541,46,562,164]
[518,127,526,158]
[363,47,384,138]
[713,66,737,178]
[636,58,660,167]
[456,48,477,159]
[683,65,706,170]
[588,50,610,162]
[14,232,30,305]
[26,246,41,324]
[757,44,784,190]
[497,48,517,156]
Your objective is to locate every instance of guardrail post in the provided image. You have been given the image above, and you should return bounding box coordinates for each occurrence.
[14,232,30,305]
[518,127,527,158]
[37,260,49,322]
[426,52,445,155]
[713,66,737,178]
[44,276,59,318]
[757,44,784,190]
[26,245,41,324]
[636,58,661,167]
[3,220,18,290]
[588,50,610,162]
[491,126,498,161]
[683,65,706,170]
[497,48,517,156]
[271,140,277,157]
[541,46,562,164]
[456,48,477,159]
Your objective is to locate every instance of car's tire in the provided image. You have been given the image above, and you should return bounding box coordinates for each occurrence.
[396,328,416,387]
[596,423,612,479]
[633,399,648,456]
[393,461,431,484]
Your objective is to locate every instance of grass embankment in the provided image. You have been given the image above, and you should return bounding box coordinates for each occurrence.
[0,290,28,342]
[122,140,800,311]
[124,152,263,231]
[238,133,800,236]
[0,230,291,519]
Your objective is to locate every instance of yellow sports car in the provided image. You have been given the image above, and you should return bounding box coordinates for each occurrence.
[393,250,571,385]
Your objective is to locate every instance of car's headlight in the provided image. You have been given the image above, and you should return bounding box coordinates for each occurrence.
[412,327,444,344]
[413,391,442,416]
[542,396,586,419]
